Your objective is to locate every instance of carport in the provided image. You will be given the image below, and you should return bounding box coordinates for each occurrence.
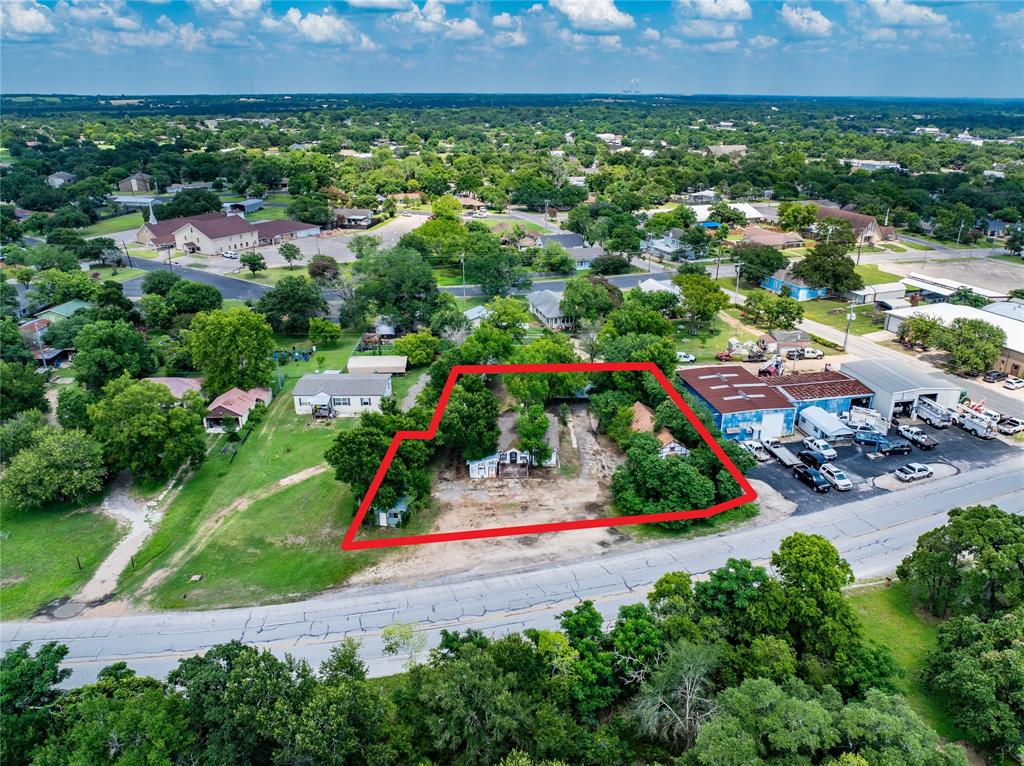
[840,359,962,420]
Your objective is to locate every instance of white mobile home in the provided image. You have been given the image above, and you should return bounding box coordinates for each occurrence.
[292,373,392,417]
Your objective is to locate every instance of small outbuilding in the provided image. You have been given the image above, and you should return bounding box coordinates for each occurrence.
[371,496,411,528]
[346,355,408,375]
[845,283,907,305]
[796,406,855,445]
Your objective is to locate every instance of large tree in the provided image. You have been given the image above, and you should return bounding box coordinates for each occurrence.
[673,273,729,334]
[792,243,864,294]
[0,361,48,422]
[72,320,156,392]
[735,244,789,284]
[938,318,1006,375]
[255,276,328,334]
[89,376,207,483]
[435,376,500,461]
[559,276,618,323]
[186,308,275,396]
[1,428,106,508]
[354,248,441,330]
[166,279,224,315]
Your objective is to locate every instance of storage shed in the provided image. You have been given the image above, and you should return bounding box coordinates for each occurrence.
[347,355,408,375]
[840,359,962,420]
[677,365,796,441]
[845,283,907,305]
[797,406,855,445]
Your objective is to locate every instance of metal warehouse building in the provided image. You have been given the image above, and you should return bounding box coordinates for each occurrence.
[765,370,875,416]
[839,359,962,420]
[678,365,796,441]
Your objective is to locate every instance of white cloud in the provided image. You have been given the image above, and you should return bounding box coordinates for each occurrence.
[492,12,516,29]
[677,19,738,39]
[557,27,622,49]
[675,0,751,21]
[0,0,55,37]
[87,14,205,51]
[64,0,140,31]
[445,17,483,39]
[190,0,264,19]
[865,27,898,42]
[494,28,527,47]
[641,27,660,42]
[994,8,1024,48]
[866,0,947,27]
[549,0,634,32]
[703,39,739,51]
[748,34,778,48]
[263,7,361,44]
[780,3,833,37]
[346,0,412,8]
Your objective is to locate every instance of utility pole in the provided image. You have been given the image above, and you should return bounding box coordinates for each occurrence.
[120,241,133,268]
[35,324,48,371]
[460,253,466,299]
[956,219,965,246]
[843,304,856,352]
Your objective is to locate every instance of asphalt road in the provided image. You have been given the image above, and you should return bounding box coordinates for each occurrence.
[3,459,1021,686]
[121,256,271,302]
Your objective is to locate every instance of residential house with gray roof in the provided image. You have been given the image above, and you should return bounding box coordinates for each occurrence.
[292,373,393,417]
[527,289,571,330]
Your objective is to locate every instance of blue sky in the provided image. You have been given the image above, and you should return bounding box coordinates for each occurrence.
[1,1,1021,97]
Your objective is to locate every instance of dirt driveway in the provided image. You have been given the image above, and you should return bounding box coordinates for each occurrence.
[349,405,629,584]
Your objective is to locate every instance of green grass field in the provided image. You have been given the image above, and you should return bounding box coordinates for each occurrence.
[899,239,934,251]
[235,266,312,285]
[848,583,967,743]
[80,212,143,236]
[1,504,123,619]
[245,207,288,222]
[800,299,880,336]
[991,254,1024,265]
[86,265,146,283]
[854,264,904,285]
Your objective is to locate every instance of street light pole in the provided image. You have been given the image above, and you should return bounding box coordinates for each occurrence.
[461,253,466,299]
[843,304,856,352]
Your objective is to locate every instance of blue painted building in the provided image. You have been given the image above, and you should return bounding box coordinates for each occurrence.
[760,269,827,302]
[678,365,796,441]
[765,371,875,417]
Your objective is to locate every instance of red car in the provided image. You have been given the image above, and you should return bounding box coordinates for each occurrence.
[715,351,734,361]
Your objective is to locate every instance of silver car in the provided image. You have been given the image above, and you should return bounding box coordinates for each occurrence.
[819,463,852,491]
[894,463,933,482]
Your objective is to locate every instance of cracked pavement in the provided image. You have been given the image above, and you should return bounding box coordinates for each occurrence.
[2,459,1021,686]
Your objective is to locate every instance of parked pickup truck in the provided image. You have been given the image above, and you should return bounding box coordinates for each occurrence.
[740,440,772,462]
[785,347,825,360]
[897,425,938,450]
[761,438,802,467]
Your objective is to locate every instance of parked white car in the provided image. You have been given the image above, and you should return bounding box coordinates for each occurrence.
[401,211,412,217]
[819,463,853,491]
[894,463,933,482]
[801,437,837,459]
[222,250,238,259]
[1003,377,1024,390]
[676,351,696,363]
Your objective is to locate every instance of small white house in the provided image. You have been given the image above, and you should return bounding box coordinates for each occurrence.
[467,411,559,478]
[527,289,571,330]
[292,373,392,417]
[464,304,492,328]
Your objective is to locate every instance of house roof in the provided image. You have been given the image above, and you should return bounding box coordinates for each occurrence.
[815,206,878,234]
[536,232,586,249]
[900,272,1006,300]
[19,318,50,335]
[885,303,1024,355]
[49,171,75,180]
[145,377,204,399]
[765,329,810,344]
[766,269,815,289]
[175,215,257,240]
[526,289,564,319]
[39,299,91,318]
[630,401,655,432]
[121,172,152,181]
[141,212,223,244]
[839,359,961,395]
[677,365,794,414]
[207,387,270,417]
[637,278,681,296]
[847,283,906,297]
[571,246,604,262]
[464,304,492,321]
[293,373,391,397]
[656,428,680,448]
[707,144,747,156]
[457,196,485,207]
[689,202,764,223]
[766,371,873,402]
[333,207,373,218]
[255,219,320,238]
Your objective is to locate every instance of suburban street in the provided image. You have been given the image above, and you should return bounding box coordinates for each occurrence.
[3,458,1021,686]
[120,256,271,301]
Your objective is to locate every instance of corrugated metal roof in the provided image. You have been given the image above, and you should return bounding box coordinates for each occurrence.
[840,359,961,395]
[677,365,794,414]
[767,371,873,401]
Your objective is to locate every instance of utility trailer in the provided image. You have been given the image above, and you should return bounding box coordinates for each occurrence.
[840,405,889,434]
[914,397,953,428]
[760,438,802,467]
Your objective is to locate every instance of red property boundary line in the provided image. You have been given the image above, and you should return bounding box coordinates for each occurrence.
[341,362,758,550]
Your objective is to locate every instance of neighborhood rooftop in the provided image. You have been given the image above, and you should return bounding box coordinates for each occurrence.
[292,373,392,397]
[765,371,874,401]
[677,365,794,414]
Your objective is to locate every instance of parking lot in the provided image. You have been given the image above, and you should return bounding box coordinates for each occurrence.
[752,420,1022,515]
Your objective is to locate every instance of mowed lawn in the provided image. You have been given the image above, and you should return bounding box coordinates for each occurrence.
[848,583,967,743]
[80,211,144,236]
[1,504,123,619]
[119,334,363,601]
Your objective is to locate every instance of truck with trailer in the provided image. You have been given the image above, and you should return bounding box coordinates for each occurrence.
[760,438,802,467]
[839,405,889,434]
[914,397,953,428]
[952,404,998,439]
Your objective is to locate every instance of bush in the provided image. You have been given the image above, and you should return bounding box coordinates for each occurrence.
[1,429,106,508]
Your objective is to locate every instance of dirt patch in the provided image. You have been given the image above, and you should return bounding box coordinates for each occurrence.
[349,406,629,585]
[743,479,796,526]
